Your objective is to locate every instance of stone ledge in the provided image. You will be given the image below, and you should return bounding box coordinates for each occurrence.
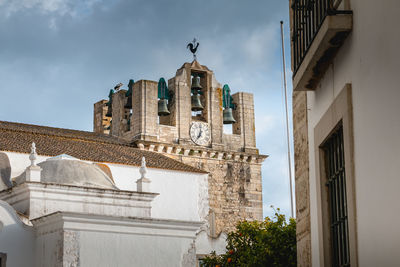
[135,141,268,164]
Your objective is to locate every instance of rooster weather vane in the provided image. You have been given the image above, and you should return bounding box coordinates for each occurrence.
[187,38,199,60]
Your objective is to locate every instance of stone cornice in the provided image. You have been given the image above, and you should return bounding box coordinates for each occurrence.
[0,182,158,220]
[135,141,268,164]
[32,211,204,238]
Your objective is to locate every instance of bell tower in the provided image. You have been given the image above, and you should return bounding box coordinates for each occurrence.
[93,60,266,236]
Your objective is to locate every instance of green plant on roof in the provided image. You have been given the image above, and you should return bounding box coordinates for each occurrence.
[222,84,235,109]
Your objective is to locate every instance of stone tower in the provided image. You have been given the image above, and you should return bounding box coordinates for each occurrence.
[94,60,266,235]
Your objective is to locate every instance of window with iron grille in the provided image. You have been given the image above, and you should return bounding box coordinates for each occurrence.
[323,125,350,267]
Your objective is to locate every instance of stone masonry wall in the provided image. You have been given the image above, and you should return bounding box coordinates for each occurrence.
[93,100,110,134]
[112,90,128,137]
[293,91,311,267]
[166,153,263,235]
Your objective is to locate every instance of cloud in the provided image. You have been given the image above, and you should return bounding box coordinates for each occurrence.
[200,23,279,72]
[0,0,295,220]
[242,25,278,65]
[0,0,104,17]
[256,114,276,137]
[0,0,70,16]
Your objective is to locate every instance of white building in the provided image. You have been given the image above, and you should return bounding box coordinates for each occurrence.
[289,0,400,266]
[0,121,226,266]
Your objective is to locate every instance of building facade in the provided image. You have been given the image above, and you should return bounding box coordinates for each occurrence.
[0,60,266,266]
[289,0,400,266]
[94,60,266,235]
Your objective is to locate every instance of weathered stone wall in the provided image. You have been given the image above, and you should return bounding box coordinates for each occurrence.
[112,90,129,137]
[158,125,178,143]
[232,92,256,150]
[210,85,223,145]
[169,69,191,144]
[293,91,311,267]
[132,80,158,141]
[222,133,243,152]
[93,100,110,134]
[162,153,263,235]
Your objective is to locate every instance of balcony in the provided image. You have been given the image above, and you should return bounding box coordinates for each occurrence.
[291,0,352,91]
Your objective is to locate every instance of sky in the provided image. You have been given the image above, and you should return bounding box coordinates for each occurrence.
[0,0,294,219]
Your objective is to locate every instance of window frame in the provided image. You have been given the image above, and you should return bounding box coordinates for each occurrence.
[314,84,358,267]
[322,124,350,266]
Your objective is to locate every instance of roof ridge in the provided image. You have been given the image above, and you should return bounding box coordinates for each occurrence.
[0,120,128,146]
[0,120,207,174]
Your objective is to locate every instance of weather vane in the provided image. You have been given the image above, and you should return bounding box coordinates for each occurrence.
[187,38,200,60]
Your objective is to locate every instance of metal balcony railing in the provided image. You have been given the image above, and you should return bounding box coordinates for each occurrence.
[291,0,352,75]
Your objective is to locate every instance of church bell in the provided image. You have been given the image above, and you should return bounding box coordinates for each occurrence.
[191,75,202,91]
[191,93,204,111]
[191,74,204,111]
[223,108,236,124]
[158,99,170,116]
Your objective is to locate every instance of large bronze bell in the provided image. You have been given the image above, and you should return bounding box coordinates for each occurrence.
[158,98,170,116]
[191,75,202,91]
[191,74,203,111]
[223,108,236,124]
[191,93,204,111]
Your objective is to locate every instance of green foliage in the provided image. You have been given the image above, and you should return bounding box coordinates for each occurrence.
[201,209,296,267]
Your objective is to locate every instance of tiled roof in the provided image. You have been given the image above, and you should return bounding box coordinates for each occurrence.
[0,121,206,174]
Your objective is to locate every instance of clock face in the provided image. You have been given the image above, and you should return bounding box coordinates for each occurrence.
[190,122,211,146]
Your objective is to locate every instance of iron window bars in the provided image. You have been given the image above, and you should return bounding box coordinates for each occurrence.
[291,0,352,75]
[323,125,350,267]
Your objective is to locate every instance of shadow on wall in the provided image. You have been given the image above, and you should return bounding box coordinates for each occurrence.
[0,153,11,189]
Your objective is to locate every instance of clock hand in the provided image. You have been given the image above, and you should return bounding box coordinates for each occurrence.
[197,129,202,139]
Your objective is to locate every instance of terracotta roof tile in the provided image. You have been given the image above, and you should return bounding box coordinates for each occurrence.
[0,121,206,174]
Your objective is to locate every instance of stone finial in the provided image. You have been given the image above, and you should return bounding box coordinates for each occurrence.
[26,142,41,182]
[29,142,37,167]
[137,157,151,192]
[139,157,147,178]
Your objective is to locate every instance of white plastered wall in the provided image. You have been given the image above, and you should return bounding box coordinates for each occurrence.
[1,150,219,258]
[2,151,209,222]
[0,201,35,266]
[3,151,48,179]
[107,163,209,222]
[306,0,400,266]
